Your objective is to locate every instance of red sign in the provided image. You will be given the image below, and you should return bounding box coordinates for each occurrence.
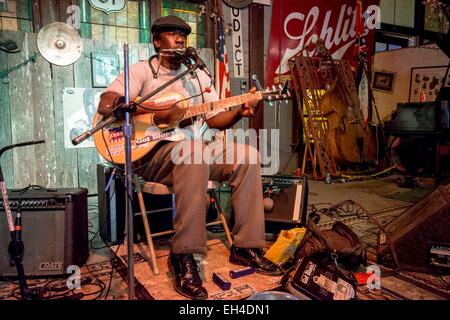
[265,0,380,87]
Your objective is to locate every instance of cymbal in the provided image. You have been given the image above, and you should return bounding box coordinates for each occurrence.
[37,22,83,66]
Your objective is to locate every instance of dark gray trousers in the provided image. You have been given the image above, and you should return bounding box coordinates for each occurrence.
[140,140,266,255]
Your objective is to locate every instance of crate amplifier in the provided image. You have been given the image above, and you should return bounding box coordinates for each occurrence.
[262,175,309,233]
[0,188,89,276]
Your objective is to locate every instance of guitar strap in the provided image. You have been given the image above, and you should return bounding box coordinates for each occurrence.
[148,55,160,79]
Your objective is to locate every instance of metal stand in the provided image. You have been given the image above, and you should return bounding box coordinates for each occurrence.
[0,140,45,300]
[121,44,136,300]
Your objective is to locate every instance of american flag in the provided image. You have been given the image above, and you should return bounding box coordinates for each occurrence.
[215,16,231,99]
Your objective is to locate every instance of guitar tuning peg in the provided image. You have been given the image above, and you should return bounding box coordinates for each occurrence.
[272,85,276,91]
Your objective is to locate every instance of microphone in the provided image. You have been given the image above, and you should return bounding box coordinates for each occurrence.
[183,47,213,80]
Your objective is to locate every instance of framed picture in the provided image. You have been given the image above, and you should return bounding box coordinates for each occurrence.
[372,71,396,93]
[409,66,450,102]
[91,52,120,88]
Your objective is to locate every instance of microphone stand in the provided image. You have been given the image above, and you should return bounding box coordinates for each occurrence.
[122,44,136,301]
[0,140,45,300]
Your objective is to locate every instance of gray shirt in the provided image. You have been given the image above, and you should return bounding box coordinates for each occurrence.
[105,58,221,140]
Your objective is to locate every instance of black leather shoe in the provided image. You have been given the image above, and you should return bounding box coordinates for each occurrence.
[229,245,283,276]
[168,252,208,300]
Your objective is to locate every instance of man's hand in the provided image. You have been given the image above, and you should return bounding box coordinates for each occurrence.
[153,104,186,128]
[238,86,259,118]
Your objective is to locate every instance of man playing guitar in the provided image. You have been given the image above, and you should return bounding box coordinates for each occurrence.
[97,15,281,300]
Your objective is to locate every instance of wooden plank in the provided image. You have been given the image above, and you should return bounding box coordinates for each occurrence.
[113,240,282,300]
[39,0,59,27]
[51,61,79,187]
[79,0,92,38]
[32,0,42,32]
[73,38,100,194]
[248,3,264,131]
[17,0,32,32]
[7,31,37,187]
[129,42,141,64]
[0,31,14,187]
[27,32,58,187]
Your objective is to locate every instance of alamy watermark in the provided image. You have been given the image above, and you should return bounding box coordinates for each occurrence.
[66,265,81,290]
[66,5,80,30]
[170,128,280,175]
[366,264,381,290]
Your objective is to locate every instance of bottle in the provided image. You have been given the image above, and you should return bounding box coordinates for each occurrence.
[325,172,332,184]
[419,92,427,102]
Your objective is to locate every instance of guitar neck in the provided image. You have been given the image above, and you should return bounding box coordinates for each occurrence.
[182,92,262,120]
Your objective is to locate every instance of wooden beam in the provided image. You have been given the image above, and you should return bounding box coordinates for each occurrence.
[32,0,41,32]
[39,0,59,27]
[248,3,264,131]
[204,1,213,49]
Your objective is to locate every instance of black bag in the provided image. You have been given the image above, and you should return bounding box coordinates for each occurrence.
[293,221,367,269]
[280,221,365,298]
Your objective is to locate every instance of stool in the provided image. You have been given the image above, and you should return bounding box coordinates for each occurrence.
[134,176,233,275]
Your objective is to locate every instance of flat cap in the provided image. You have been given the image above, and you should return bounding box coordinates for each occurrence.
[151,15,191,35]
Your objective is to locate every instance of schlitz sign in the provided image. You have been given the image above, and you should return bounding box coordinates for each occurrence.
[266,0,380,86]
[88,0,126,14]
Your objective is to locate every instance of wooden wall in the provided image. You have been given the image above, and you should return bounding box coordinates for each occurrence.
[0,30,152,194]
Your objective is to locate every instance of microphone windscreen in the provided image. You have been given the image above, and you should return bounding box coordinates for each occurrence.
[263,197,274,212]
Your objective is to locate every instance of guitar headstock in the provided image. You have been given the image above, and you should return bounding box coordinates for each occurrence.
[260,81,291,103]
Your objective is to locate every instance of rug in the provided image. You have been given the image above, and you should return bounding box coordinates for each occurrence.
[0,255,127,300]
[1,204,448,300]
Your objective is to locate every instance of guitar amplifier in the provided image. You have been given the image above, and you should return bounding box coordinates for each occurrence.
[96,164,174,244]
[262,175,309,233]
[0,188,89,276]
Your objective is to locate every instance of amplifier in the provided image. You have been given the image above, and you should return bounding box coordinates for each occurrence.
[0,188,89,276]
[97,164,174,244]
[262,175,309,232]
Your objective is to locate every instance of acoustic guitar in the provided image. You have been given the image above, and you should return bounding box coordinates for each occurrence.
[93,87,290,164]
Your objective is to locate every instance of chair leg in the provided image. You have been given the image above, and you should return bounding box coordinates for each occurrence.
[210,188,233,246]
[219,212,233,246]
[137,190,160,275]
